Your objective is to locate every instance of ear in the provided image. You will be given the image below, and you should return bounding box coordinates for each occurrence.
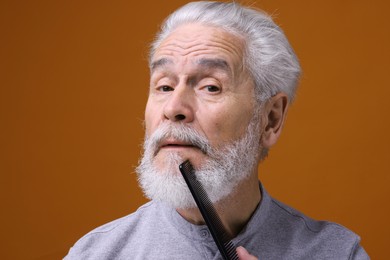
[261,92,289,149]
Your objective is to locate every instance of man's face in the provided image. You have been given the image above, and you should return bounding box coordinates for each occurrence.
[145,23,256,171]
[136,23,262,209]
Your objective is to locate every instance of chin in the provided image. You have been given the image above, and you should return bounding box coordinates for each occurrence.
[154,150,207,172]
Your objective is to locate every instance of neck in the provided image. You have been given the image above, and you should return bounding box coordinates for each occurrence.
[176,172,261,237]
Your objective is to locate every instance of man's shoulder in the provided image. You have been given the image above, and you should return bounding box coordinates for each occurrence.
[64,201,158,259]
[265,197,368,259]
[78,201,154,237]
[270,198,357,238]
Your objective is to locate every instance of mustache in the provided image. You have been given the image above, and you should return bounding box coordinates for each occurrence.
[144,122,213,155]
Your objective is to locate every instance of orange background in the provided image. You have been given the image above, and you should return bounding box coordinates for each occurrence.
[1,0,389,259]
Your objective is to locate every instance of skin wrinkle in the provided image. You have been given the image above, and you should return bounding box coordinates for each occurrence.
[157,36,243,57]
[153,25,245,83]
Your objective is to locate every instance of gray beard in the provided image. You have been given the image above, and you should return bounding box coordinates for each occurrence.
[136,112,261,209]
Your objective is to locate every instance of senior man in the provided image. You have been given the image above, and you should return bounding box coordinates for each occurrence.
[65,1,369,259]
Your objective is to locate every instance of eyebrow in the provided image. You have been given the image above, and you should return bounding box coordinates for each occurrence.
[150,58,173,72]
[196,58,231,74]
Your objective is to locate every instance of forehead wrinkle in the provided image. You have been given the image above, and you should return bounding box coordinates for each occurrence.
[152,26,245,81]
[156,40,209,57]
[156,30,243,58]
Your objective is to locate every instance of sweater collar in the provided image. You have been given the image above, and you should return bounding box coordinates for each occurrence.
[159,182,272,244]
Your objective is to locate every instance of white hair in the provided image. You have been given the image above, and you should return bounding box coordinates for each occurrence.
[149,1,301,103]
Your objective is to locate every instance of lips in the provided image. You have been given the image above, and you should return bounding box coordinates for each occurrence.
[158,139,198,151]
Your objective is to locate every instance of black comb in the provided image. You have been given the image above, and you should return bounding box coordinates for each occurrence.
[179,160,239,260]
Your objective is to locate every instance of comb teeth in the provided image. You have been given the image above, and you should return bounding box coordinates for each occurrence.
[179,160,239,260]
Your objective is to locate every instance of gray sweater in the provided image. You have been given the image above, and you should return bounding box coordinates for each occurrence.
[65,185,369,259]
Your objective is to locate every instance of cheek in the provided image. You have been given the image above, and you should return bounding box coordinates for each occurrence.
[208,107,253,142]
[200,113,238,144]
[144,100,158,136]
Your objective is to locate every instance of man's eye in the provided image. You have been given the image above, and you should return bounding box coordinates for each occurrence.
[205,85,220,92]
[158,85,173,92]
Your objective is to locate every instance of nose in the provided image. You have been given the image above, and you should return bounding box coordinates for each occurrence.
[163,86,194,123]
